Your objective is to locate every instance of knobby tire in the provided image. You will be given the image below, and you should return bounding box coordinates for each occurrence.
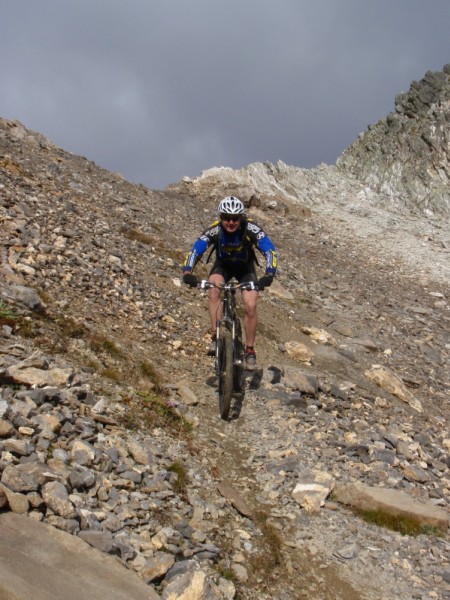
[233,320,244,393]
[218,328,233,420]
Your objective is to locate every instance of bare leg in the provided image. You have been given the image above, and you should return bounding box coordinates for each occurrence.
[242,290,258,348]
[208,273,225,334]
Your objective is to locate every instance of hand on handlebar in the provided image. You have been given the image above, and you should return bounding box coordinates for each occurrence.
[257,274,273,291]
[183,273,198,288]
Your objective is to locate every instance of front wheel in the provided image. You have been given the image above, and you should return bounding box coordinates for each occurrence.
[218,329,233,420]
[233,320,244,393]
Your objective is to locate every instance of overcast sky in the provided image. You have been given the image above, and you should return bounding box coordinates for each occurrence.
[1,1,449,190]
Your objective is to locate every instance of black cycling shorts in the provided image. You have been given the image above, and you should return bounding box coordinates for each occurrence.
[209,260,257,284]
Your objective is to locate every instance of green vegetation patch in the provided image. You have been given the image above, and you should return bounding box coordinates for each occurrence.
[119,391,193,437]
[0,302,39,338]
[56,315,86,339]
[357,508,444,537]
[248,510,283,574]
[89,333,124,358]
[218,567,236,582]
[101,367,123,382]
[168,461,188,495]
[0,301,18,326]
[140,361,162,391]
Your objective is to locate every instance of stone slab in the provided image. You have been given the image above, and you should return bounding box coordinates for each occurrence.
[334,482,449,531]
[217,478,253,518]
[0,513,158,600]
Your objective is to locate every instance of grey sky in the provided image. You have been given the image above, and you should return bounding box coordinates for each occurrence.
[1,1,449,189]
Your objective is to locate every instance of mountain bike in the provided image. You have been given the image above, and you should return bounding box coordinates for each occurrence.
[198,279,258,420]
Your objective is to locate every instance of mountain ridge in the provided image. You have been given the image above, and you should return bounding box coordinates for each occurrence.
[174,65,450,218]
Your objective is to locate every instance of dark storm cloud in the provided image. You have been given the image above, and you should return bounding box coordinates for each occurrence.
[1,0,449,188]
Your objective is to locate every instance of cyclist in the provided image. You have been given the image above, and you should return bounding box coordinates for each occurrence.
[182,196,277,370]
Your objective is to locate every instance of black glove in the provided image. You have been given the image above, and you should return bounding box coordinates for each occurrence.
[183,273,198,288]
[258,274,273,290]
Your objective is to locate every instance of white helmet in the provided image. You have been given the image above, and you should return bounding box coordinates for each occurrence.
[218,196,245,215]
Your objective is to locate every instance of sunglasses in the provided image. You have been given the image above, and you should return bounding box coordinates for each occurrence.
[220,214,241,222]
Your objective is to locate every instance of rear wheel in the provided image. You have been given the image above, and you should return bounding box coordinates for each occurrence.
[218,329,233,420]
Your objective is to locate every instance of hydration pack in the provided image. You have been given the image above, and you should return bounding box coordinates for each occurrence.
[205,218,260,265]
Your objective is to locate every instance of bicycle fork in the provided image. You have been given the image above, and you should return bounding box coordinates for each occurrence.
[214,320,221,375]
[232,320,243,366]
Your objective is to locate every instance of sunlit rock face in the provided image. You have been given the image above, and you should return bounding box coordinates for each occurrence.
[337,65,450,217]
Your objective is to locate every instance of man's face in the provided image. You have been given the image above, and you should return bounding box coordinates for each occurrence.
[220,214,242,233]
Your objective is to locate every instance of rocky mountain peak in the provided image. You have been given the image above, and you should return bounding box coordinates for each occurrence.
[337,65,450,216]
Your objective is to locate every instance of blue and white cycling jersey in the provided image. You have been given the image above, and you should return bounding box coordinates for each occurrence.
[183,218,277,275]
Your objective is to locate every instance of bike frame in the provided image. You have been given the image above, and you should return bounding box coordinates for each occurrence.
[198,279,257,419]
[198,279,257,374]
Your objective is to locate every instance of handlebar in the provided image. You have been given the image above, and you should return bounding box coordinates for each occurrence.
[198,279,258,292]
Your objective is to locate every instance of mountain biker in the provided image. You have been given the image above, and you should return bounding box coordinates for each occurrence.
[182,196,277,371]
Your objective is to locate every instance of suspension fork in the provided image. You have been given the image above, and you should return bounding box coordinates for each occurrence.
[214,291,225,374]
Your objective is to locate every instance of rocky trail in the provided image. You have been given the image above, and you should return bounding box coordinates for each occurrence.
[0,114,449,600]
[175,203,450,599]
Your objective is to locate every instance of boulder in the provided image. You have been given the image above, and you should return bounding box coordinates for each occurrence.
[0,513,159,600]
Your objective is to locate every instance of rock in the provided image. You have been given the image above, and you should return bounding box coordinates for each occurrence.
[0,482,29,513]
[0,513,159,600]
[331,322,355,337]
[69,468,96,490]
[152,526,180,550]
[6,365,74,388]
[364,366,422,412]
[71,439,96,466]
[78,529,114,553]
[284,341,314,364]
[164,559,203,583]
[2,437,34,456]
[127,439,155,465]
[31,413,61,437]
[141,551,175,583]
[334,543,358,560]
[217,479,253,518]
[402,463,431,483]
[334,482,449,531]
[0,419,14,438]
[161,570,225,600]
[352,338,379,352]
[1,462,52,492]
[267,280,294,300]
[282,366,318,395]
[0,486,7,509]
[231,563,248,582]
[292,469,335,513]
[177,382,199,406]
[1,285,44,310]
[300,326,337,346]
[41,481,77,519]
